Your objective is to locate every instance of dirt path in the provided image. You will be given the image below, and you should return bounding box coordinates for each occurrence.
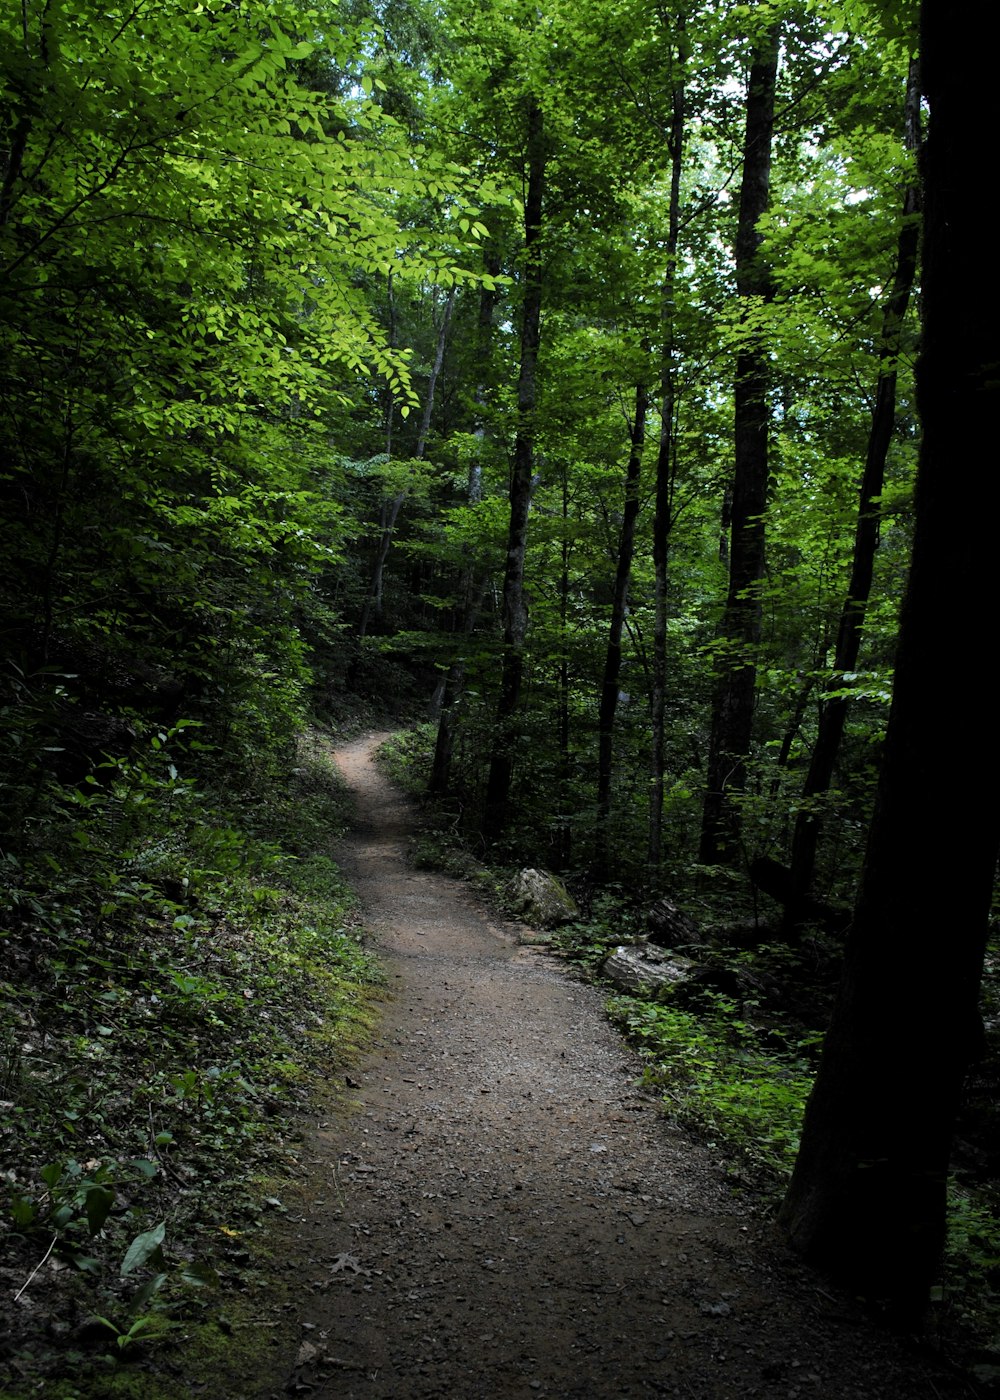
[257,734,970,1399]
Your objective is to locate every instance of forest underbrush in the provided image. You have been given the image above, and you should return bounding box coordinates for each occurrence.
[0,729,385,1399]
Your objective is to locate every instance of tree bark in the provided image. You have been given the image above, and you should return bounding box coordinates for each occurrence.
[596,379,647,878]
[779,11,1000,1315]
[784,60,921,924]
[482,97,545,843]
[548,471,572,868]
[648,34,686,872]
[698,21,780,865]
[429,269,499,798]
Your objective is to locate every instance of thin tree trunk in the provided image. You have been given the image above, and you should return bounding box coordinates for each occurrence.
[774,674,815,781]
[596,379,648,878]
[482,97,545,843]
[357,491,405,642]
[429,267,499,797]
[358,284,454,642]
[357,274,399,643]
[428,577,489,797]
[648,33,686,872]
[0,115,31,230]
[38,421,74,668]
[698,20,780,865]
[415,285,455,460]
[784,60,921,922]
[553,469,571,870]
[779,12,1000,1312]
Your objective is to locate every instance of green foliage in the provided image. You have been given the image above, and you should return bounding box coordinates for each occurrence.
[548,896,647,970]
[946,1187,1000,1298]
[608,992,815,1179]
[375,723,437,795]
[0,0,494,871]
[0,732,382,1391]
[942,1185,1000,1357]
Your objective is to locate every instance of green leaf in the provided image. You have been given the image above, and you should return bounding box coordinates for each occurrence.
[180,1260,220,1288]
[10,1195,36,1228]
[129,1272,168,1314]
[121,1221,166,1276]
[85,1185,115,1235]
[40,1163,63,1193]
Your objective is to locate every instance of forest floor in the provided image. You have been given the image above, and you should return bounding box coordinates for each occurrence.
[239,732,978,1400]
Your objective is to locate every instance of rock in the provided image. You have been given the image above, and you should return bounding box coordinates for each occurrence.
[646,896,699,948]
[506,868,579,928]
[601,944,696,996]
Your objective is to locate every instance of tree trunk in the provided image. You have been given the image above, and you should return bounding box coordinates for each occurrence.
[358,284,454,642]
[698,21,780,865]
[552,468,572,870]
[0,115,31,231]
[779,10,1000,1315]
[357,273,399,644]
[596,379,648,878]
[356,490,405,642]
[482,97,545,843]
[784,60,921,924]
[428,576,489,797]
[429,270,499,797]
[415,285,455,461]
[648,33,686,872]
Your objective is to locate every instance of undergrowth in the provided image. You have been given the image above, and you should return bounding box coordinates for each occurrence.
[374,722,435,798]
[607,992,814,1180]
[0,726,383,1396]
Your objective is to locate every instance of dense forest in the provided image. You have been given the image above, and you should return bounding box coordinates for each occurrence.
[2,0,998,1388]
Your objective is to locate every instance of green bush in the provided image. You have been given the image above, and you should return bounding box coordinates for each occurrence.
[609,993,814,1178]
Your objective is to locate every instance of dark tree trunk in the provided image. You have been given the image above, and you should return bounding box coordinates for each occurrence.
[596,379,647,878]
[779,10,1000,1315]
[482,97,545,843]
[553,471,571,870]
[427,575,489,796]
[428,272,498,798]
[698,22,780,865]
[648,35,686,872]
[356,490,406,642]
[0,115,31,231]
[785,61,921,924]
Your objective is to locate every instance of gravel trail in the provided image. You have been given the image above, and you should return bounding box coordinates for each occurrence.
[259,733,970,1400]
